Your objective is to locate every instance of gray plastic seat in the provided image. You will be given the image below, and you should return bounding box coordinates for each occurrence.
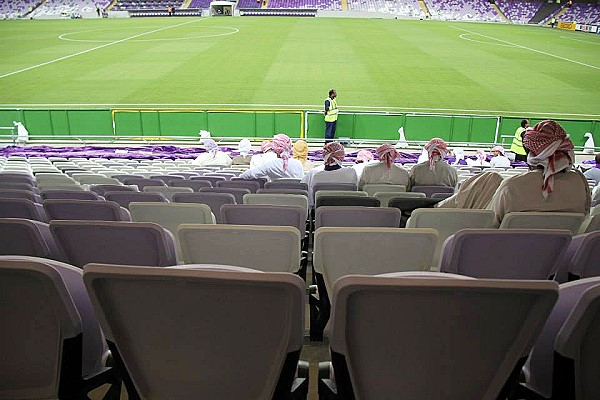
[0,198,48,222]
[143,186,193,202]
[217,179,260,193]
[0,189,42,203]
[41,190,102,201]
[178,224,301,272]
[220,204,306,239]
[121,178,167,190]
[104,191,167,209]
[499,212,586,235]
[440,229,572,280]
[411,185,455,197]
[0,256,114,399]
[320,275,558,400]
[43,199,131,221]
[89,184,136,197]
[0,218,66,261]
[265,181,309,191]
[50,220,177,268]
[83,263,307,400]
[315,195,380,208]
[172,192,236,224]
[315,206,401,229]
[522,277,600,400]
[563,231,600,279]
[199,187,251,204]
[169,179,213,191]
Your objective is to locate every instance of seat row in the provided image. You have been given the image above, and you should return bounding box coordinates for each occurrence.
[2,256,600,400]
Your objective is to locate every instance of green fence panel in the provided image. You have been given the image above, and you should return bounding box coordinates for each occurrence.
[0,110,21,136]
[114,112,143,137]
[49,111,70,138]
[551,120,595,148]
[354,114,403,141]
[255,113,273,137]
[22,110,53,137]
[404,115,453,142]
[274,113,302,138]
[67,110,113,138]
[470,117,498,144]
[306,113,325,139]
[450,117,470,143]
[159,111,206,137]
[207,112,255,137]
[141,112,161,137]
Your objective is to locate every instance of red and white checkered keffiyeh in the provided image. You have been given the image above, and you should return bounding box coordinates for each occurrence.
[260,140,273,153]
[376,144,398,169]
[523,120,574,199]
[323,141,345,167]
[424,138,449,170]
[356,150,374,163]
[271,134,293,171]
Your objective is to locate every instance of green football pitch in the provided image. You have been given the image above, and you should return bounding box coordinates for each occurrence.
[0,17,599,118]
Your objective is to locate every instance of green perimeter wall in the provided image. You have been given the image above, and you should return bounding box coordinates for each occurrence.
[0,109,598,148]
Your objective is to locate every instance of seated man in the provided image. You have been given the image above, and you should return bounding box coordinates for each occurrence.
[359,144,409,190]
[302,141,357,205]
[352,149,375,179]
[409,138,457,188]
[583,153,600,184]
[193,139,232,167]
[488,120,591,224]
[232,138,252,165]
[240,134,304,181]
[292,140,315,172]
[489,146,511,168]
[250,140,277,169]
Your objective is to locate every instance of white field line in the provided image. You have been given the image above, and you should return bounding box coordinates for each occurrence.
[459,33,515,48]
[0,18,205,79]
[1,103,599,118]
[560,36,600,46]
[452,26,600,71]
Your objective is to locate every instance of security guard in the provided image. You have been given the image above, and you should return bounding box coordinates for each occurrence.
[510,119,529,162]
[324,89,338,142]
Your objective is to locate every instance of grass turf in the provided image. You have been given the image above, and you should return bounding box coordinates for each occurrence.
[0,17,598,117]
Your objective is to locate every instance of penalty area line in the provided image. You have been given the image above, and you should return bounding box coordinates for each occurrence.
[452,26,600,71]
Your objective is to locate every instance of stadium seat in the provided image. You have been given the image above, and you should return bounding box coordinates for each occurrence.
[172,192,236,224]
[217,179,260,193]
[0,218,66,261]
[315,206,401,229]
[199,187,251,204]
[319,275,558,400]
[169,179,213,191]
[0,198,48,222]
[0,189,42,203]
[143,186,193,201]
[411,185,454,197]
[563,231,600,280]
[104,191,167,209]
[499,212,586,235]
[43,199,131,222]
[0,256,116,399]
[41,189,102,201]
[361,183,406,196]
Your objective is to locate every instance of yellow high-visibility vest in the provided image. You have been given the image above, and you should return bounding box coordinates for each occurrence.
[510,127,527,155]
[324,98,338,122]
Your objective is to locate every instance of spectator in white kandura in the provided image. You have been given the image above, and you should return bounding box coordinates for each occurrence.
[240,134,303,181]
[302,141,357,206]
[232,138,252,165]
[193,139,232,167]
[250,140,277,169]
[409,138,457,187]
[359,144,409,190]
[352,149,375,179]
[489,145,511,168]
[583,153,600,185]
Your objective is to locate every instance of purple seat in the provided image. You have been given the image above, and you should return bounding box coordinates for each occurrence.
[150,175,185,184]
[0,198,48,222]
[121,178,167,190]
[199,187,251,205]
[83,264,307,399]
[0,256,114,398]
[41,190,102,201]
[104,191,167,209]
[232,177,267,189]
[50,220,177,268]
[411,185,455,198]
[0,173,36,185]
[43,199,131,222]
[0,182,39,193]
[315,206,401,229]
[191,176,226,187]
[265,181,308,191]
[0,218,65,262]
[320,274,558,399]
[315,196,380,208]
[440,229,572,280]
[217,180,260,193]
[169,179,213,191]
[172,192,236,223]
[89,184,137,197]
[523,277,600,399]
[563,231,600,280]
[0,189,42,203]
